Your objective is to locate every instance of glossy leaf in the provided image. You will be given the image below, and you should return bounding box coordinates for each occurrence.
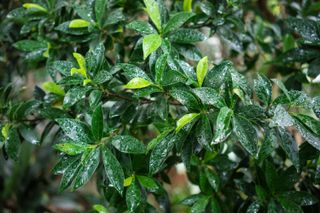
[163,12,194,34]
[69,19,91,28]
[143,33,162,59]
[176,113,200,133]
[127,21,156,35]
[169,89,199,110]
[191,196,210,213]
[95,0,107,26]
[155,54,167,84]
[136,175,159,192]
[254,74,272,105]
[53,142,89,155]
[196,56,208,87]
[143,0,162,32]
[22,3,47,12]
[195,116,212,151]
[42,82,65,96]
[111,135,146,154]
[101,146,125,194]
[232,115,257,155]
[123,77,153,89]
[193,87,225,108]
[169,29,206,44]
[126,180,142,212]
[205,167,220,192]
[213,107,233,144]
[92,104,103,141]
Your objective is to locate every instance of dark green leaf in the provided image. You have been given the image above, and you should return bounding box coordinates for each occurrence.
[73,148,100,190]
[5,128,20,160]
[195,116,212,151]
[213,107,233,144]
[286,18,320,43]
[63,87,89,108]
[232,115,257,155]
[127,21,156,35]
[254,74,272,105]
[204,167,220,192]
[190,196,210,213]
[293,117,320,151]
[126,180,142,212]
[258,128,277,162]
[101,146,124,194]
[168,29,206,44]
[13,40,47,51]
[280,191,318,206]
[246,201,260,213]
[56,118,93,144]
[95,0,107,26]
[155,54,167,84]
[136,175,159,192]
[193,87,226,108]
[111,135,146,154]
[169,89,199,110]
[59,159,80,191]
[163,12,194,34]
[92,105,103,141]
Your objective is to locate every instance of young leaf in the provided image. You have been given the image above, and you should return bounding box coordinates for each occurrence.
[42,82,65,96]
[56,118,93,144]
[196,56,208,87]
[143,0,162,32]
[69,19,91,28]
[183,0,193,12]
[101,146,125,194]
[92,104,103,141]
[254,74,272,105]
[93,204,110,213]
[232,115,257,155]
[123,77,153,89]
[176,113,200,133]
[110,135,146,154]
[213,107,233,144]
[73,148,100,190]
[22,3,47,12]
[163,12,194,34]
[143,33,162,59]
[53,142,89,155]
[126,180,142,212]
[71,52,87,78]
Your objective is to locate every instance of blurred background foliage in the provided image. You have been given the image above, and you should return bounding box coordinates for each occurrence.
[0,0,320,212]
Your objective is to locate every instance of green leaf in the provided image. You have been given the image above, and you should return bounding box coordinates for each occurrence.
[204,167,220,192]
[93,204,110,213]
[257,128,277,162]
[22,3,47,12]
[195,116,213,151]
[196,56,208,87]
[56,118,93,144]
[69,19,91,28]
[191,196,210,213]
[143,0,162,32]
[127,21,156,35]
[293,117,320,151]
[95,0,107,26]
[183,0,193,12]
[278,128,300,171]
[155,54,168,84]
[126,180,142,212]
[149,134,175,174]
[163,12,194,34]
[5,128,21,160]
[247,201,261,213]
[111,135,146,154]
[213,107,233,144]
[71,52,87,78]
[192,87,226,108]
[169,89,199,110]
[101,146,125,194]
[73,148,100,190]
[63,87,88,108]
[42,82,65,96]
[143,33,162,59]
[93,69,112,84]
[294,114,320,135]
[54,142,89,155]
[92,105,103,141]
[103,8,125,26]
[286,18,320,43]
[203,60,233,89]
[59,158,80,191]
[18,124,39,145]
[123,77,153,89]
[176,113,200,133]
[270,105,294,128]
[147,129,173,152]
[232,115,257,155]
[254,74,272,105]
[13,40,47,51]
[118,63,151,81]
[273,90,313,109]
[168,29,206,44]
[280,191,318,206]
[278,197,303,213]
[85,43,106,75]
[136,175,159,192]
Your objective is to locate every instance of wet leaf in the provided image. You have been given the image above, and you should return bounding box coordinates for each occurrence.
[176,113,200,132]
[163,12,194,34]
[213,107,233,144]
[95,0,107,26]
[127,21,156,35]
[204,167,220,192]
[168,28,206,44]
[53,141,89,155]
[126,180,142,212]
[169,89,199,110]
[196,56,208,87]
[144,0,162,32]
[123,77,153,89]
[191,196,210,213]
[195,116,212,151]
[143,33,162,59]
[192,87,225,108]
[136,175,159,192]
[111,135,146,154]
[101,146,125,194]
[92,104,103,141]
[254,74,272,105]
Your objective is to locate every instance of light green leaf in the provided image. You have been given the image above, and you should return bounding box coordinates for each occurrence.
[53,142,90,155]
[176,113,200,133]
[143,33,162,59]
[183,0,193,12]
[124,77,153,89]
[124,176,134,187]
[93,204,110,213]
[143,0,162,32]
[42,82,65,96]
[22,3,47,12]
[69,19,91,28]
[196,56,208,87]
[71,52,87,78]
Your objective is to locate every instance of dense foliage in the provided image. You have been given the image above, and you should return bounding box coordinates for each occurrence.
[1,0,320,212]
